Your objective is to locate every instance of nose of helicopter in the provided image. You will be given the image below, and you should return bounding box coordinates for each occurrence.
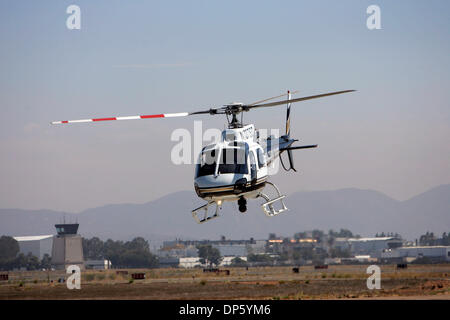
[194,173,245,198]
[195,173,240,188]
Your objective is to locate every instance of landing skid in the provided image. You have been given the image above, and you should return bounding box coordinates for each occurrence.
[258,181,288,217]
[192,181,288,223]
[192,201,222,224]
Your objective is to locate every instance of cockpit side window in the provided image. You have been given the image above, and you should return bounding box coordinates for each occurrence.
[257,148,266,168]
[195,148,218,177]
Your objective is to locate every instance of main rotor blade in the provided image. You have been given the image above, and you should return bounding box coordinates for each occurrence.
[51,112,191,125]
[51,89,355,125]
[247,90,300,106]
[280,144,318,151]
[246,90,355,110]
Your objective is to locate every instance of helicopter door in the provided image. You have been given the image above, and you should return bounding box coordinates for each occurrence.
[249,151,257,184]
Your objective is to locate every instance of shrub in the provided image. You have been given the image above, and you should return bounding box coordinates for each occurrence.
[96,274,105,281]
[84,274,95,281]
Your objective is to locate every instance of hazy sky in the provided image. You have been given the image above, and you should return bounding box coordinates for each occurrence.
[0,1,449,212]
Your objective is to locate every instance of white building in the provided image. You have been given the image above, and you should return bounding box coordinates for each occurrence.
[334,237,403,258]
[158,242,198,259]
[178,256,248,268]
[381,246,450,262]
[85,259,112,270]
[13,235,53,260]
[247,240,267,254]
[179,257,202,268]
[220,256,247,266]
[213,244,248,257]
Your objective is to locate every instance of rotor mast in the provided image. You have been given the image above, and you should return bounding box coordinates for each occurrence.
[224,103,246,129]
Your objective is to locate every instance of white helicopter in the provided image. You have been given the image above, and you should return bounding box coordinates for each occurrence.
[52,89,355,223]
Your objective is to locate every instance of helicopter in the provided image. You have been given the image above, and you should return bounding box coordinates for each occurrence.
[52,89,355,223]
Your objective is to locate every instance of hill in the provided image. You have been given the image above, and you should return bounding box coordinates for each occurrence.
[1,185,449,242]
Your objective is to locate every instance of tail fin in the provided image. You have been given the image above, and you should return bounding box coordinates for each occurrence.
[285,90,297,171]
[285,90,291,137]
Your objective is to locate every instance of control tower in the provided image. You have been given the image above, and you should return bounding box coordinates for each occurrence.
[51,223,84,270]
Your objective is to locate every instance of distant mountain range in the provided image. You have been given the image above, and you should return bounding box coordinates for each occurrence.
[1,185,449,243]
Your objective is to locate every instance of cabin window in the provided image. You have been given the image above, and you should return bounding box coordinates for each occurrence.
[257,148,266,168]
[218,148,248,174]
[249,151,257,180]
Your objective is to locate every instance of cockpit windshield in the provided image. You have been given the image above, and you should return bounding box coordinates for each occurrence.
[218,148,248,174]
[195,147,248,177]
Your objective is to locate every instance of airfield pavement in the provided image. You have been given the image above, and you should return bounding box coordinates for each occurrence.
[0,264,448,300]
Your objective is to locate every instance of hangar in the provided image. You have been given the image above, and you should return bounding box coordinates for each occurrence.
[13,235,53,260]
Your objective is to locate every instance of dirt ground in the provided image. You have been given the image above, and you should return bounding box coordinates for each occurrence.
[0,264,448,300]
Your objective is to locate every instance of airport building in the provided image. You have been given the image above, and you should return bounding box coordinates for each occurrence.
[176,256,247,268]
[158,239,266,259]
[51,223,84,270]
[158,241,198,259]
[13,235,54,260]
[85,259,112,270]
[381,246,450,263]
[213,243,248,257]
[334,237,403,258]
[179,257,201,268]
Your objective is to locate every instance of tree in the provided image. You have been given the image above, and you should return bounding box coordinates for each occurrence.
[0,236,19,261]
[97,237,158,268]
[197,245,222,267]
[230,257,247,267]
[0,236,20,270]
[292,247,314,261]
[103,239,125,266]
[83,237,104,260]
[337,229,354,238]
[329,247,351,258]
[8,252,40,271]
[24,253,40,270]
[441,232,450,246]
[312,230,324,243]
[41,254,52,270]
[328,229,354,238]
[247,254,274,264]
[122,237,158,268]
[125,237,150,252]
[268,233,277,240]
[419,231,437,246]
[294,232,308,240]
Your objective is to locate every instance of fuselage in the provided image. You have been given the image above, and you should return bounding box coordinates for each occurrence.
[194,124,268,202]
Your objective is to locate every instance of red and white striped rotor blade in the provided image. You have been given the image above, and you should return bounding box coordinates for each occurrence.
[51,112,190,125]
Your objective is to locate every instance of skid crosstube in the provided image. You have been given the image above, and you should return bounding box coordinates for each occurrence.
[258,181,288,217]
[192,201,221,224]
